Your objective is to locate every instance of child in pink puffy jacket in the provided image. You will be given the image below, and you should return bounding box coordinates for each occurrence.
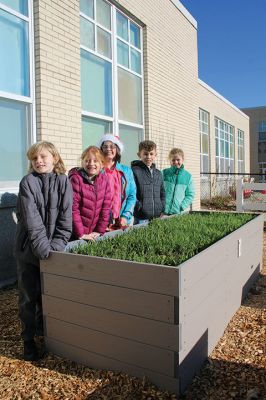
[68,146,111,243]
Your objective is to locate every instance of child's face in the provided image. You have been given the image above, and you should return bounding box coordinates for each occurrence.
[171,154,183,168]
[31,149,55,174]
[138,149,157,167]
[82,152,102,177]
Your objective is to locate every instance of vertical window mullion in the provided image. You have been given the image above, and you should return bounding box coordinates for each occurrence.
[113,6,119,134]
[94,2,97,53]
[28,0,35,144]
[140,24,144,139]
[128,19,131,70]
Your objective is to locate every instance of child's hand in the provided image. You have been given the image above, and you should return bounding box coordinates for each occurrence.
[81,232,100,241]
[120,217,128,227]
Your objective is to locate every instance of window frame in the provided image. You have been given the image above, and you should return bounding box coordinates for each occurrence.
[80,0,144,145]
[0,0,35,192]
[215,116,235,173]
[237,129,245,173]
[199,108,210,175]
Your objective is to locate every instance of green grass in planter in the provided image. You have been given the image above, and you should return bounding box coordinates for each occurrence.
[71,213,254,266]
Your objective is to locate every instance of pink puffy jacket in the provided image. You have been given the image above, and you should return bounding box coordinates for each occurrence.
[69,168,111,239]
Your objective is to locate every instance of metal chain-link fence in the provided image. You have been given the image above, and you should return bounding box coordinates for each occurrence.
[200,173,266,211]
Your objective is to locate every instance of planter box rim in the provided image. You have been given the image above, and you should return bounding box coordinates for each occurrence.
[58,213,263,269]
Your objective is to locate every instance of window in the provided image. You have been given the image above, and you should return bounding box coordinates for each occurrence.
[215,117,234,173]
[237,129,245,173]
[258,120,266,163]
[80,0,144,165]
[0,0,34,189]
[199,109,209,174]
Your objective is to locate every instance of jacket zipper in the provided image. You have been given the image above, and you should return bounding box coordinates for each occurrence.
[169,170,179,213]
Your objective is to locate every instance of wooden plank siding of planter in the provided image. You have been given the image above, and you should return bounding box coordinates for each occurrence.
[41,256,181,394]
[40,213,264,396]
[177,214,264,392]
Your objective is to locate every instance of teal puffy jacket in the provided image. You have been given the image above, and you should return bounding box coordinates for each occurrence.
[162,165,195,214]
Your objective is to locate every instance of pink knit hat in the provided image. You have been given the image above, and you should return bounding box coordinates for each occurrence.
[99,134,124,153]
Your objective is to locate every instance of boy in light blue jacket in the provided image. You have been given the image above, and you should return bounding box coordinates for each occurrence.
[162,148,195,214]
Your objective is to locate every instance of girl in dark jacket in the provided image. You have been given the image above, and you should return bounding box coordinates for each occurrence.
[15,141,73,361]
[68,146,111,243]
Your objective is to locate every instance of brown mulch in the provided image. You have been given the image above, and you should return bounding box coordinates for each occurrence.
[0,238,265,400]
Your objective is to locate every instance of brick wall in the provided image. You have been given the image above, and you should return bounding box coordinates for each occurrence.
[116,0,200,208]
[34,0,82,169]
[199,80,250,174]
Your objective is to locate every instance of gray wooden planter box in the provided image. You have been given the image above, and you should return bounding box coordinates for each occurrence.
[40,213,264,395]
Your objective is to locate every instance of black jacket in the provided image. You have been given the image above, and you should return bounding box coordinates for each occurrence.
[131,160,165,220]
[15,172,72,265]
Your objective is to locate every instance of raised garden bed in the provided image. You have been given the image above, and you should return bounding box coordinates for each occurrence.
[40,212,264,395]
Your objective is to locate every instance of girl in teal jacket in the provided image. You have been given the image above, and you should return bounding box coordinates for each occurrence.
[162,148,195,215]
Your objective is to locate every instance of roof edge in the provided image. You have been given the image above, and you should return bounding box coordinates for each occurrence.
[198,79,249,120]
[170,0,197,29]
[241,106,266,110]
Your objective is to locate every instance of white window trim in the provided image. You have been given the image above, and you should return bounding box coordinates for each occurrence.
[0,0,35,193]
[0,2,29,21]
[80,0,145,138]
[199,108,210,174]
[82,110,113,122]
[215,117,235,173]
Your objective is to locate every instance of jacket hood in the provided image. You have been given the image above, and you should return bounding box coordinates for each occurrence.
[68,167,81,179]
[68,167,92,182]
[131,160,156,169]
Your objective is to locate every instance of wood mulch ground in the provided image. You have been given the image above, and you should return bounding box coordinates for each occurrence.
[0,236,265,400]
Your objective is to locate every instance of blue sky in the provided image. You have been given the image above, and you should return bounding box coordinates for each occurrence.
[179,0,266,109]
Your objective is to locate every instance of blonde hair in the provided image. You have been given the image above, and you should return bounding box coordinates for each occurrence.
[81,146,104,166]
[27,141,66,174]
[168,147,184,160]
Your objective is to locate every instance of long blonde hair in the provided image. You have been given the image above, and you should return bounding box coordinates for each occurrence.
[27,141,66,174]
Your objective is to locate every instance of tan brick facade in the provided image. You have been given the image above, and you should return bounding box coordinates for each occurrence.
[113,0,200,208]
[34,0,82,169]
[32,0,250,210]
[33,0,201,208]
[0,0,252,284]
[199,80,250,174]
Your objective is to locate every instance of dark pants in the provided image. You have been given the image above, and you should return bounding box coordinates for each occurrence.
[17,259,43,341]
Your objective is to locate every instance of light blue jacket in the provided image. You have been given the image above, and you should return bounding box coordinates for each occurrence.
[116,162,136,225]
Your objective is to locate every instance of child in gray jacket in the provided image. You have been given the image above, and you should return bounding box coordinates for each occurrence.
[131,140,165,223]
[15,141,72,361]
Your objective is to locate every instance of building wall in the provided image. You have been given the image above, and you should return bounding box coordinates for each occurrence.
[34,0,200,203]
[115,0,200,205]
[199,80,250,174]
[34,0,83,169]
[1,0,249,286]
[241,107,266,174]
[0,0,200,286]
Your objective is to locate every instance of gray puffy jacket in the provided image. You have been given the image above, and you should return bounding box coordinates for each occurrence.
[15,172,72,265]
[131,160,165,220]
